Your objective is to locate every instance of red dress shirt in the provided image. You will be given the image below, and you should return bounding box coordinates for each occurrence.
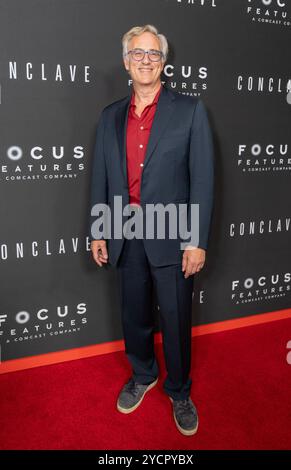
[126,84,162,206]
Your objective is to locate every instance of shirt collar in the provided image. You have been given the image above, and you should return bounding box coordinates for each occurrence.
[130,83,163,108]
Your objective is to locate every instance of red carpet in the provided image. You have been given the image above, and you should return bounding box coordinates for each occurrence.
[1,317,291,450]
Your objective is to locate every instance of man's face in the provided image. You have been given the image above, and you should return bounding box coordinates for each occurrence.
[123,32,164,86]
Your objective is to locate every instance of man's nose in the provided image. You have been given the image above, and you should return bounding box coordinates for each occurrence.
[142,52,151,64]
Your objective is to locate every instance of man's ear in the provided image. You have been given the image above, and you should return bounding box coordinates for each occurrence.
[123,57,129,71]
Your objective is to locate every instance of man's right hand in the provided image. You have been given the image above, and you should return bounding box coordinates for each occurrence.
[91,240,108,267]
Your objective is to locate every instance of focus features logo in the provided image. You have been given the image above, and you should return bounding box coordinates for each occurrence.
[231,273,291,304]
[0,303,87,344]
[246,0,291,27]
[237,143,291,173]
[127,65,209,97]
[1,145,85,182]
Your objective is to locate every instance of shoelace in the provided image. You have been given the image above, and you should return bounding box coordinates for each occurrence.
[126,379,144,397]
[174,399,196,418]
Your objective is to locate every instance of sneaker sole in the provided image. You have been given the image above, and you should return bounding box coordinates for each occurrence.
[117,377,158,414]
[169,396,199,436]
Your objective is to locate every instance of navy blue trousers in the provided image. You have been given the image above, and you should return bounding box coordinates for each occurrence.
[116,236,194,400]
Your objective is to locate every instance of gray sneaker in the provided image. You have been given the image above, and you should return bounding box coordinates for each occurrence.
[117,377,158,414]
[169,396,199,436]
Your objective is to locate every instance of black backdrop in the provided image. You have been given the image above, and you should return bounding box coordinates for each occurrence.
[0,0,290,365]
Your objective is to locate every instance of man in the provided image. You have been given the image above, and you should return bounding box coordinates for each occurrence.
[89,25,214,436]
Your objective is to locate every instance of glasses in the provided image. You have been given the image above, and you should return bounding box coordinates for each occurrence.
[126,48,164,62]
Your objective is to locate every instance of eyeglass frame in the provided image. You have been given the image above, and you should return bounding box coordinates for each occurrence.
[125,48,164,62]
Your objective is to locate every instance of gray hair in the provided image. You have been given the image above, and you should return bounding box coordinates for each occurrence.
[122,24,168,62]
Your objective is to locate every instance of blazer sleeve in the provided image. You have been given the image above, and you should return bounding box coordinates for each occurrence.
[185,98,215,250]
[88,109,108,241]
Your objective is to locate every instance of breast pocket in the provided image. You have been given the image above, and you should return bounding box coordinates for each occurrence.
[159,130,190,155]
[160,129,189,141]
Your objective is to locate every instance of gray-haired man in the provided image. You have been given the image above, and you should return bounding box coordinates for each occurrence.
[89,24,214,436]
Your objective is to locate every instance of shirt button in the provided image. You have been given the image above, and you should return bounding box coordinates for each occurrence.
[139,144,143,148]
[140,163,144,167]
[140,126,144,130]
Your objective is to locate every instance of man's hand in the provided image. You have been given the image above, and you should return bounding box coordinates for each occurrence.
[91,240,108,267]
[182,246,206,278]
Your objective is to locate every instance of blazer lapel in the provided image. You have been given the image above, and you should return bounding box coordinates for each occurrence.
[115,95,130,187]
[115,85,176,187]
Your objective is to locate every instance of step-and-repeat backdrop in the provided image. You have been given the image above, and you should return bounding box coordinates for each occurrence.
[0,0,290,367]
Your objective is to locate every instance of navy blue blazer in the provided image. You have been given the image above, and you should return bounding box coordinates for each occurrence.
[88,85,214,267]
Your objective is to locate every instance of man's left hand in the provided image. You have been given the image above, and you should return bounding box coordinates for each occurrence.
[182,246,206,278]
